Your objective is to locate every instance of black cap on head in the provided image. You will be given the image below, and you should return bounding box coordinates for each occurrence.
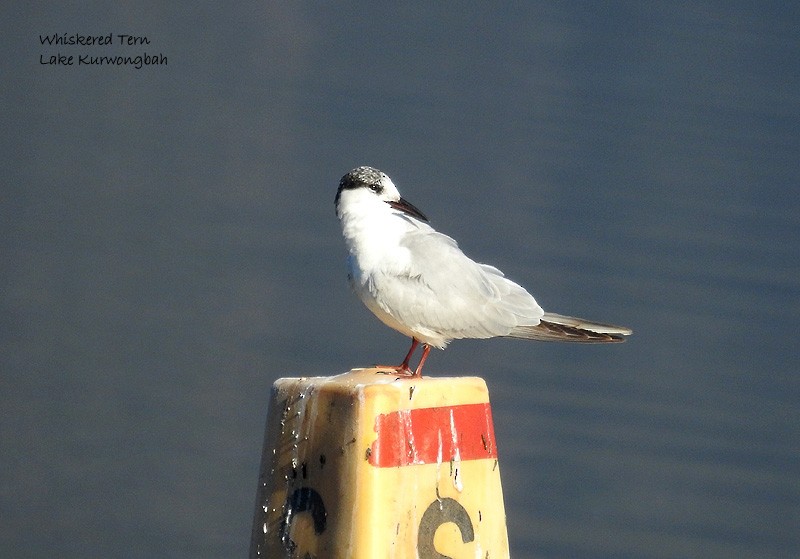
[335,166,384,208]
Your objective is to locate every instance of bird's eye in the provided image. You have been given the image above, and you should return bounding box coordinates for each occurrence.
[368,184,382,194]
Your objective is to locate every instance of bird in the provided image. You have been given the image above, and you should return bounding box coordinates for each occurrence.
[335,166,632,377]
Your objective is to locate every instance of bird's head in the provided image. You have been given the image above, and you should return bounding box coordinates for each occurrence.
[335,166,428,223]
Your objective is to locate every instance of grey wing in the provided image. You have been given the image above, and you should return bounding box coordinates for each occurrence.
[508,312,633,343]
[380,228,545,341]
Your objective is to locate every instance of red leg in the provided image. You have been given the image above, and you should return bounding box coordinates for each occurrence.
[413,344,431,378]
[396,338,419,375]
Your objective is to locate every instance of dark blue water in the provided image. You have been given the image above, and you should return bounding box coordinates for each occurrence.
[3,3,798,558]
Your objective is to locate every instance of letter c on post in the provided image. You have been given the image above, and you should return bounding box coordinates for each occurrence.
[279,487,327,556]
[417,497,475,559]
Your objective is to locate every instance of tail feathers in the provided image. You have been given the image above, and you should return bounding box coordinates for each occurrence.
[508,312,632,343]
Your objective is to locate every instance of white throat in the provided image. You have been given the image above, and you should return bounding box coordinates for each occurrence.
[337,188,428,277]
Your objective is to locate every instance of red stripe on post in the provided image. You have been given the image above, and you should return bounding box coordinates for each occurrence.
[368,403,497,468]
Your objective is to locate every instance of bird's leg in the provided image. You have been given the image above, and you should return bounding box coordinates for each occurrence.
[412,344,431,378]
[396,338,419,376]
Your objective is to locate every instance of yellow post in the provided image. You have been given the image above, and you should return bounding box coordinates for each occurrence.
[249,368,510,558]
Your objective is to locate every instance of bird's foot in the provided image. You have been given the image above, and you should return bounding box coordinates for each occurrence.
[373,365,418,378]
